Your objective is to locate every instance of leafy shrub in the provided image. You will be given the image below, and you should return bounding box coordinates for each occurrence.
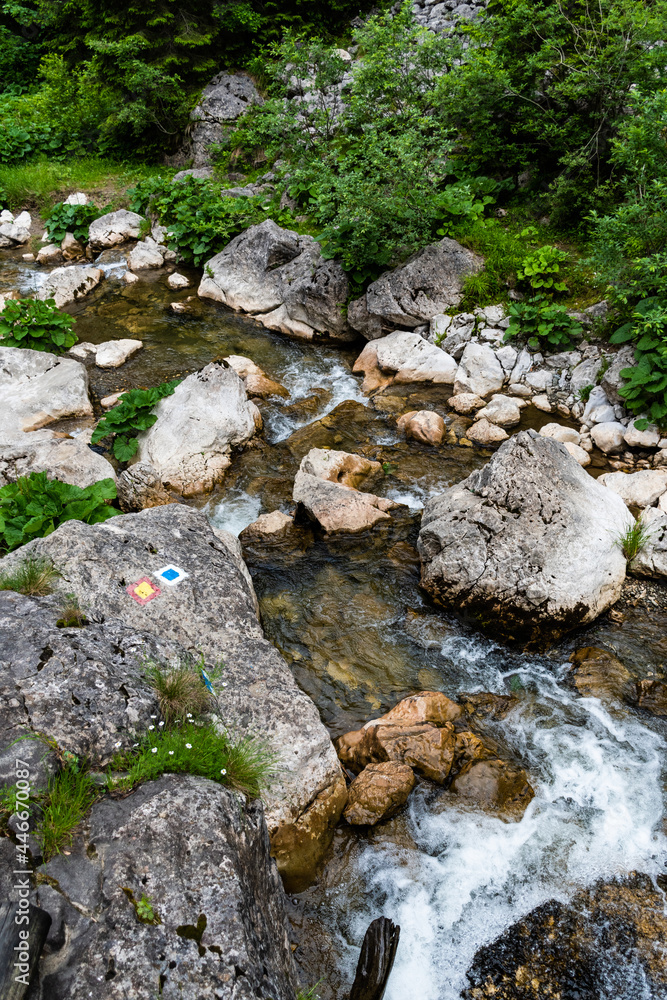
[0,555,59,595]
[45,201,104,243]
[91,380,180,462]
[0,472,118,553]
[108,721,276,798]
[127,176,290,266]
[609,297,667,428]
[517,244,569,294]
[504,298,583,351]
[0,298,78,353]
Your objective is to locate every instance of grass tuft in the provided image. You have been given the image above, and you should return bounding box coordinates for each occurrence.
[617,519,653,561]
[0,556,59,596]
[56,593,87,628]
[107,722,277,799]
[36,764,97,860]
[144,656,216,725]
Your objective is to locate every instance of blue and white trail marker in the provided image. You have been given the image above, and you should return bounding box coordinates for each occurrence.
[154,565,189,587]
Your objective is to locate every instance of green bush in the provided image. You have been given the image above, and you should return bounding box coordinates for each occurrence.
[91,380,180,462]
[0,472,118,553]
[0,298,77,353]
[517,244,570,294]
[45,200,104,243]
[128,175,294,266]
[36,763,97,860]
[609,297,667,428]
[504,298,583,351]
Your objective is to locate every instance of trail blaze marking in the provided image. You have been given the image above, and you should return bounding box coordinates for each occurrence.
[127,577,161,605]
[154,564,189,586]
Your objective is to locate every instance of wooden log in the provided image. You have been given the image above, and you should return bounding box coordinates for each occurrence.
[0,901,51,1000]
[349,916,400,1000]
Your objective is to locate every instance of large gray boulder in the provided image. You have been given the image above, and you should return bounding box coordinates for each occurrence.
[198,220,352,341]
[36,264,103,308]
[0,430,114,487]
[0,346,92,438]
[348,237,483,340]
[134,362,260,496]
[0,504,345,868]
[32,775,297,1000]
[188,72,263,167]
[631,507,667,579]
[88,210,145,250]
[418,430,633,640]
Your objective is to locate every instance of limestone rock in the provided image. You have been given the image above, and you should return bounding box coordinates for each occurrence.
[36,244,63,265]
[32,775,298,1000]
[61,232,84,260]
[466,418,509,445]
[128,238,166,270]
[590,420,627,454]
[293,447,397,533]
[0,214,31,247]
[397,409,445,445]
[198,219,351,341]
[0,346,92,438]
[449,758,534,820]
[532,393,551,412]
[598,469,667,508]
[582,385,615,424]
[88,210,145,249]
[116,462,176,512]
[270,774,348,887]
[348,238,483,339]
[134,362,259,496]
[418,430,633,640]
[64,192,88,205]
[0,431,114,489]
[353,331,457,392]
[624,421,660,448]
[448,392,485,415]
[188,72,263,167]
[343,762,416,825]
[475,393,525,427]
[454,343,505,398]
[0,505,344,858]
[36,265,102,308]
[95,338,143,368]
[224,354,289,399]
[630,508,667,579]
[463,874,667,999]
[173,166,214,182]
[563,441,591,467]
[167,271,190,289]
[538,422,580,445]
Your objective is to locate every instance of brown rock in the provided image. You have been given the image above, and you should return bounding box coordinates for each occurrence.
[397,409,445,445]
[116,462,177,512]
[370,690,463,727]
[448,392,485,415]
[343,762,416,825]
[461,691,517,720]
[293,447,398,534]
[334,728,367,769]
[453,730,492,771]
[270,774,348,890]
[466,417,509,445]
[374,722,457,783]
[224,355,289,399]
[635,678,667,716]
[463,873,667,999]
[450,758,534,821]
[568,646,634,702]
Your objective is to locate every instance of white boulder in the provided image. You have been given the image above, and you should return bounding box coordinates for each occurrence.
[167,272,190,289]
[454,343,505,398]
[539,423,581,446]
[475,393,526,427]
[36,265,102,308]
[598,470,667,508]
[353,330,458,392]
[88,210,145,250]
[134,362,259,496]
[590,421,627,454]
[0,346,92,438]
[293,448,399,533]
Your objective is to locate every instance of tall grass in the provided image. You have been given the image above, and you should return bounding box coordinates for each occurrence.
[0,157,170,213]
[0,556,59,596]
[107,722,278,798]
[37,765,97,860]
[617,519,652,561]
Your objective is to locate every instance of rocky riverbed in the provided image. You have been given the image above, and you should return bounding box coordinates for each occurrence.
[1,210,666,1000]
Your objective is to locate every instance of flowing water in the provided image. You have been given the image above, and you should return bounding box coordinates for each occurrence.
[5,249,667,996]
